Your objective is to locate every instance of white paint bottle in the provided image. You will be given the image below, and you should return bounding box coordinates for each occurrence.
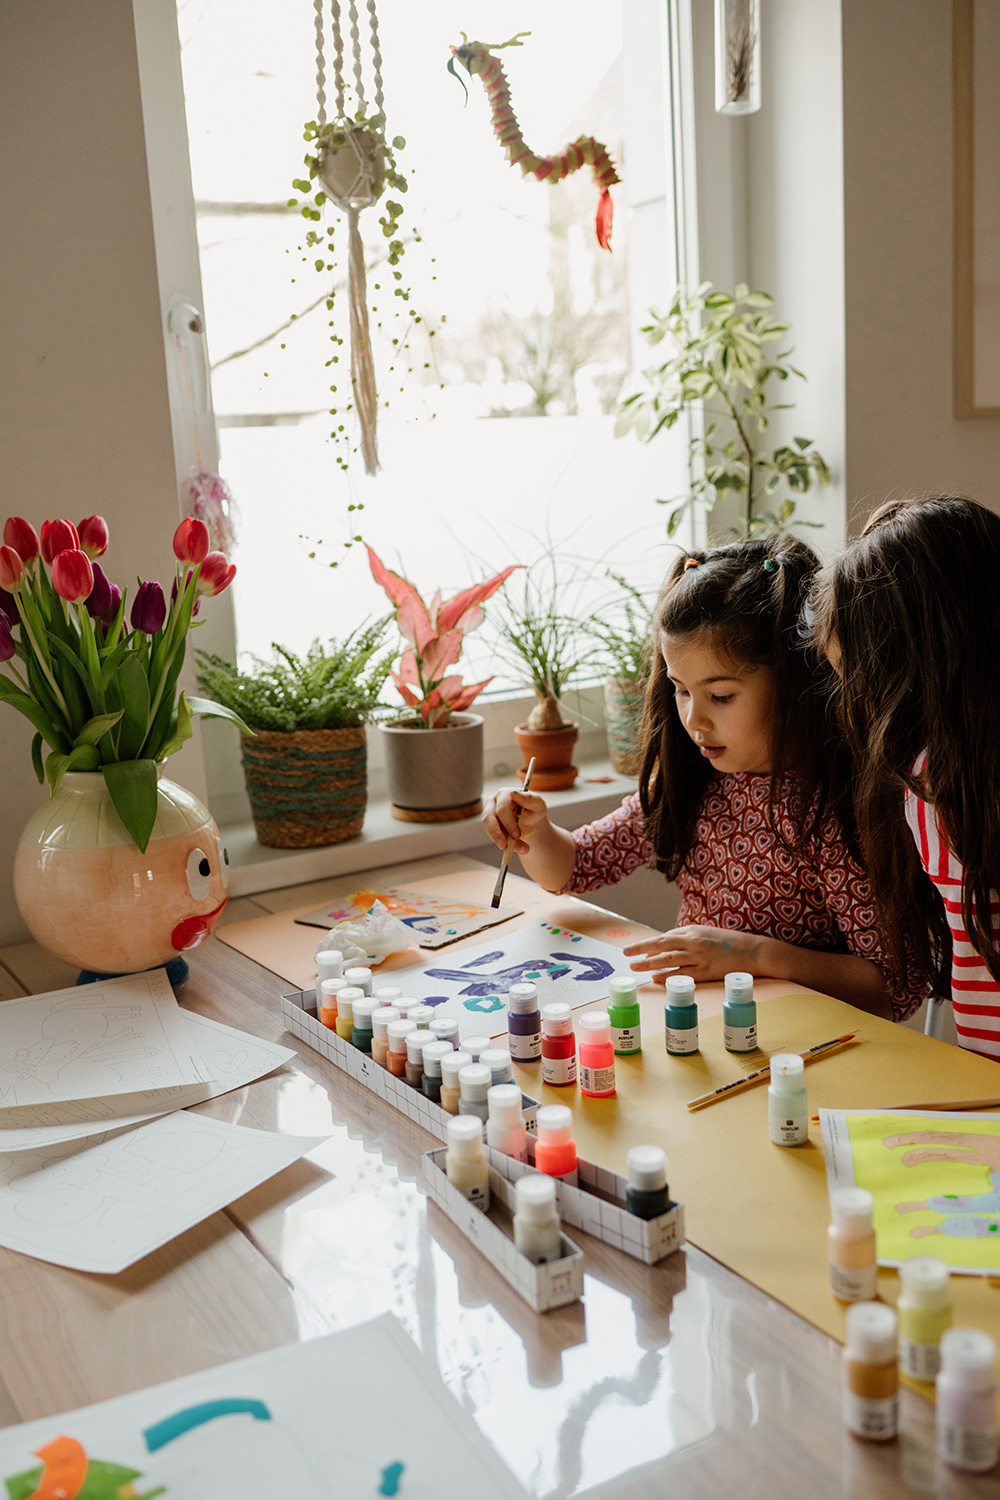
[344,966,373,997]
[445,1115,490,1211]
[936,1329,998,1473]
[513,1174,563,1264]
[457,1063,492,1122]
[767,1052,808,1145]
[485,1083,529,1162]
[314,948,344,1009]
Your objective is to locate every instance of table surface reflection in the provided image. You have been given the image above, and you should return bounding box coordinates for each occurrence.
[0,854,988,1500]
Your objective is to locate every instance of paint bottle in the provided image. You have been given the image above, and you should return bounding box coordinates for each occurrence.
[485,1083,529,1161]
[457,1063,492,1122]
[767,1053,808,1145]
[439,1050,471,1115]
[315,948,344,1009]
[335,986,362,1042]
[723,971,757,1052]
[344,966,373,997]
[351,996,376,1053]
[533,1104,578,1185]
[406,1004,434,1031]
[386,1018,415,1078]
[664,974,699,1055]
[374,985,404,1008]
[392,996,420,1021]
[429,1017,459,1047]
[607,976,641,1055]
[507,981,542,1063]
[936,1328,998,1473]
[577,1012,616,1098]
[625,1145,671,1219]
[405,1029,433,1088]
[445,1115,490,1211]
[842,1301,898,1442]
[898,1257,952,1381]
[828,1187,877,1303]
[319,976,348,1030]
[462,1035,491,1065]
[513,1174,563,1264]
[480,1047,514,1087]
[370,1005,400,1067]
[421,1039,454,1104]
[540,1003,577,1087]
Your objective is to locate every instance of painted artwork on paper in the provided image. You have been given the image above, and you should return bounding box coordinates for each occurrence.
[294,887,521,948]
[384,920,622,1039]
[820,1108,1000,1274]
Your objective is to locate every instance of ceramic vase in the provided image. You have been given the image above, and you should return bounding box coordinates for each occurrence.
[13,771,230,975]
[381,713,484,822]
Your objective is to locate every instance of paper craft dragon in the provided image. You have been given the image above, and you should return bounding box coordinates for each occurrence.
[448,31,621,250]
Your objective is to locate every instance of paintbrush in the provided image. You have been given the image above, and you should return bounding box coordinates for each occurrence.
[686,1030,861,1111]
[491,757,535,908]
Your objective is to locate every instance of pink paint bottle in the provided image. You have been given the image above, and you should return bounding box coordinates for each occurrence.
[577,1012,616,1098]
[533,1104,578,1185]
[386,1018,415,1078]
[937,1329,998,1473]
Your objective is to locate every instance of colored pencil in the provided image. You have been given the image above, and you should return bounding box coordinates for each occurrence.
[491,757,535,908]
[686,1031,861,1112]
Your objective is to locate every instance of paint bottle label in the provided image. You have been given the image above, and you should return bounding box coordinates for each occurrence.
[665,1025,699,1054]
[899,1338,941,1381]
[842,1390,897,1441]
[579,1062,616,1096]
[723,1021,757,1052]
[509,1030,542,1061]
[611,1025,641,1054]
[542,1053,577,1086]
[768,1111,808,1146]
[937,1422,999,1471]
[462,1179,490,1211]
[829,1260,878,1302]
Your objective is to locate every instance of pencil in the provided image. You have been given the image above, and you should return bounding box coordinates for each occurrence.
[491,757,536,908]
[686,1031,860,1111]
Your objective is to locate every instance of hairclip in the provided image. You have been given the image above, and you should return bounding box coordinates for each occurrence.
[763,554,790,574]
[683,556,700,571]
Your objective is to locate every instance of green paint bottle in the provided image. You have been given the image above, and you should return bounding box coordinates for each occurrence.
[608,976,642,1055]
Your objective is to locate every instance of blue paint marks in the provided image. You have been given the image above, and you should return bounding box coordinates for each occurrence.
[144,1399,271,1451]
[423,953,613,997]
[464,994,505,1014]
[423,995,449,1008]
[379,1460,406,1495]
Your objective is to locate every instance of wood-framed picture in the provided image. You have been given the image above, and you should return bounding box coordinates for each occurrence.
[954,0,1000,417]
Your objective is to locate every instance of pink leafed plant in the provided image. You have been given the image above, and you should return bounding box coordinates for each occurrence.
[367,545,521,728]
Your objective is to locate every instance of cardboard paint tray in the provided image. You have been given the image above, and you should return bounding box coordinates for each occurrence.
[422,1147,584,1312]
[486,1140,685,1268]
[281,989,539,1144]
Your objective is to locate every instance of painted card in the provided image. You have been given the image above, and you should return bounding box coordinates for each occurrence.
[383,919,624,1040]
[0,1313,525,1499]
[294,886,522,947]
[0,1112,322,1273]
[0,971,211,1108]
[0,1013,296,1152]
[821,1108,1000,1275]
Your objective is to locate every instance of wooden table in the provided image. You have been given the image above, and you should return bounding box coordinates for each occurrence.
[0,854,986,1499]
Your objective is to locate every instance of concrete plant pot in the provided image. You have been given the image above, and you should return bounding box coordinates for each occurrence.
[380,712,485,822]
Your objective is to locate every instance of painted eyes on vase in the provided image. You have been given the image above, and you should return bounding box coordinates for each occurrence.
[216,835,230,889]
[186,847,213,901]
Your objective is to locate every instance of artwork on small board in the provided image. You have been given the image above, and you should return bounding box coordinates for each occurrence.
[294,886,522,948]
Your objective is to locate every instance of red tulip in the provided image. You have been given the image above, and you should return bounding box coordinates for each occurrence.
[173,516,210,566]
[77,514,109,559]
[51,549,94,603]
[196,551,236,597]
[40,519,80,565]
[3,517,39,564]
[0,546,24,593]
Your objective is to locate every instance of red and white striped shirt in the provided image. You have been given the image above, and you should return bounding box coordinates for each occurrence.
[905,751,1000,1060]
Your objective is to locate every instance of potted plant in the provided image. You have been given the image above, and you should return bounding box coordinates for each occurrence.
[1,513,244,979]
[367,545,520,821]
[587,573,654,777]
[196,622,391,848]
[615,282,832,540]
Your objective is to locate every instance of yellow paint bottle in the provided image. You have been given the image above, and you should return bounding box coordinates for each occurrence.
[335,985,361,1042]
[898,1256,952,1381]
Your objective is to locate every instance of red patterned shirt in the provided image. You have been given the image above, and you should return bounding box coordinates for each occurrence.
[561,774,925,1022]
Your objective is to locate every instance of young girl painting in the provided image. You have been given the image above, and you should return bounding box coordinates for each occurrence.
[483,537,926,1021]
[810,494,1000,1059]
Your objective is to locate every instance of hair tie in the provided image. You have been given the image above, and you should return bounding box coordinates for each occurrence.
[683,556,700,571]
[763,553,790,574]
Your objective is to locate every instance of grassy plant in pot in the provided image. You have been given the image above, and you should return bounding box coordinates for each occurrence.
[367,545,520,821]
[587,573,653,777]
[196,622,391,848]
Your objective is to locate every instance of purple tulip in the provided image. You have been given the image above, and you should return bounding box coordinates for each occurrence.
[0,611,15,663]
[86,563,117,622]
[0,586,18,622]
[130,580,166,634]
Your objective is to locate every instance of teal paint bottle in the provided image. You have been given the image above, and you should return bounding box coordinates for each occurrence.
[664,974,699,1055]
[723,971,757,1053]
[607,976,642,1055]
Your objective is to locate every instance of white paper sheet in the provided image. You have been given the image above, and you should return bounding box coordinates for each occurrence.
[0,1013,296,1151]
[0,1314,525,1499]
[0,1112,322,1273]
[0,970,210,1106]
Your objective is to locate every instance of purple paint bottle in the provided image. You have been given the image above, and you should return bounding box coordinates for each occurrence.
[507,980,542,1063]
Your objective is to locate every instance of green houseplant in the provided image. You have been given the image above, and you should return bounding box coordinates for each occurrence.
[616,282,832,540]
[587,573,654,777]
[196,622,391,848]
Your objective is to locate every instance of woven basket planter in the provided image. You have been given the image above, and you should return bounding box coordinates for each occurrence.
[604,676,648,777]
[240,726,367,848]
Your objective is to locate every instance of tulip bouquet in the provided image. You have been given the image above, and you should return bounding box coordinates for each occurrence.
[0,513,245,850]
[366,545,521,728]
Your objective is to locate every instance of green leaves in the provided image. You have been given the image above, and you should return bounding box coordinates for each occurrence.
[102,758,159,853]
[44,742,100,794]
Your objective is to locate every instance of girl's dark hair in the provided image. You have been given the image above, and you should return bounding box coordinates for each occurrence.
[639,535,848,879]
[810,494,1000,992]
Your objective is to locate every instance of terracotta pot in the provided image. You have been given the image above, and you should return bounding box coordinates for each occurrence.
[381,713,484,822]
[603,675,648,777]
[240,725,367,848]
[513,722,579,791]
[13,771,229,975]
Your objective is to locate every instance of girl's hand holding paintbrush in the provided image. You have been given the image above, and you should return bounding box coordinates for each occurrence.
[481,787,577,893]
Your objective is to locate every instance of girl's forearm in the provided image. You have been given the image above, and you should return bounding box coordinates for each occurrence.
[757,937,894,1020]
[516,820,578,893]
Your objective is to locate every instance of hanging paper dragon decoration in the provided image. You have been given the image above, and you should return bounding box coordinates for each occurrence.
[448,31,621,251]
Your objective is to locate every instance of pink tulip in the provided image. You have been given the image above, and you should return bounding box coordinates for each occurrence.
[51,549,94,603]
[0,546,24,593]
[173,516,210,566]
[77,514,109,559]
[3,517,39,564]
[196,551,236,596]
[40,519,80,565]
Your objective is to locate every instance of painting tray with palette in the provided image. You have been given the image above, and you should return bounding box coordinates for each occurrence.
[281,989,540,1143]
[422,1147,585,1312]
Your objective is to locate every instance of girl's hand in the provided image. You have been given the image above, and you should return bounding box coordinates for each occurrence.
[623,925,766,983]
[481,789,550,856]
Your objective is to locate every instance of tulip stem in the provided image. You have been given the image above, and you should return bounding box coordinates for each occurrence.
[14,594,70,724]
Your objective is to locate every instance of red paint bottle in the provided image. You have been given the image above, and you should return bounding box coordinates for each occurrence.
[578,1011,616,1098]
[541,1002,577,1087]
